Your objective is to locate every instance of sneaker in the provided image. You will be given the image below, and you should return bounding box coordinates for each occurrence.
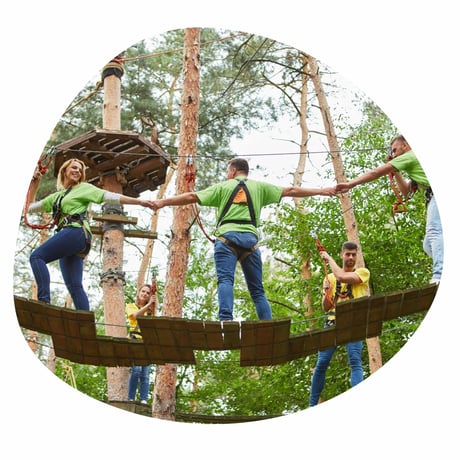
[430,278,441,285]
[140,400,148,404]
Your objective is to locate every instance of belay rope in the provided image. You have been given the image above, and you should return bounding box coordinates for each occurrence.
[310,231,334,306]
[23,147,58,230]
[388,171,417,214]
[184,155,215,243]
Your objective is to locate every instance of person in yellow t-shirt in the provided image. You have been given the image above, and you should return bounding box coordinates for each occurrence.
[309,241,370,407]
[125,284,155,404]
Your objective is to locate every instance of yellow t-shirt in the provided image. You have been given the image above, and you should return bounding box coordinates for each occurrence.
[125,302,143,339]
[325,267,370,325]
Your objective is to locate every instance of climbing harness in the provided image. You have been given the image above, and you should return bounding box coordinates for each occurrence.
[183,154,260,261]
[215,179,257,229]
[50,186,91,258]
[325,279,354,327]
[215,235,259,263]
[213,179,259,262]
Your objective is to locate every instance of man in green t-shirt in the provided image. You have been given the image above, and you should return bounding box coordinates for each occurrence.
[152,157,336,321]
[336,135,443,284]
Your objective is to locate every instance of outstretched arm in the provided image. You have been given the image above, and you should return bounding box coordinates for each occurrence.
[281,186,336,198]
[151,192,199,210]
[336,163,396,193]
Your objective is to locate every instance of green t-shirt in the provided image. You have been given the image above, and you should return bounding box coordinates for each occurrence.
[195,175,283,237]
[41,182,106,233]
[389,150,430,187]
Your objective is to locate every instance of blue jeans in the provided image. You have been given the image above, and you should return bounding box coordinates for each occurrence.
[29,226,91,311]
[214,231,272,321]
[423,195,443,281]
[309,339,363,407]
[128,365,152,401]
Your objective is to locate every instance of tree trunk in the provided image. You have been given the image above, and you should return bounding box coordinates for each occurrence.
[152,28,201,420]
[296,55,315,319]
[137,162,176,290]
[100,58,130,400]
[307,54,382,372]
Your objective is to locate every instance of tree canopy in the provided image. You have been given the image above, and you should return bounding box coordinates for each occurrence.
[14,28,434,420]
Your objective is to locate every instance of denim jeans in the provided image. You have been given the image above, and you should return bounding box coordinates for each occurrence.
[309,339,363,407]
[29,226,91,311]
[128,365,152,401]
[214,231,272,321]
[423,195,443,281]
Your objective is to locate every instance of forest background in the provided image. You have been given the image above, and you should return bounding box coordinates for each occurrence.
[15,28,431,416]
[3,2,457,459]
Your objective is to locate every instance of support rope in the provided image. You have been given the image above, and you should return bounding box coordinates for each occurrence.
[23,148,57,230]
[310,231,334,305]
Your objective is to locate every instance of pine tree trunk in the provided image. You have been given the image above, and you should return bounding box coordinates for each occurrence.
[152,28,201,420]
[100,60,130,400]
[307,54,383,372]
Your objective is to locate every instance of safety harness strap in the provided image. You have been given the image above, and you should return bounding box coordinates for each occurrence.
[53,188,91,258]
[326,279,354,327]
[216,236,259,263]
[216,179,257,229]
[334,280,354,303]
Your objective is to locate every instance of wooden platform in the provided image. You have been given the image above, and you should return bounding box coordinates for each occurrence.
[14,283,438,367]
[53,128,170,198]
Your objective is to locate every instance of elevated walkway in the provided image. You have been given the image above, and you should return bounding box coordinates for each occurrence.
[14,283,438,367]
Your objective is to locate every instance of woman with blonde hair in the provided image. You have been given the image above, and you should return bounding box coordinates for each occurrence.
[26,158,154,311]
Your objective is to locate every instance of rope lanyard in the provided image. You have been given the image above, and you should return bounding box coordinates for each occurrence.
[149,269,157,317]
[23,148,57,230]
[185,155,216,244]
[388,172,417,214]
[311,231,334,306]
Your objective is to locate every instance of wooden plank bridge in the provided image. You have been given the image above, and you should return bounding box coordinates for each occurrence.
[14,283,438,367]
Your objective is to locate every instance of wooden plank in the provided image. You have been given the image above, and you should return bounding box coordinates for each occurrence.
[335,297,370,344]
[90,226,158,239]
[138,317,196,363]
[366,294,385,338]
[187,320,210,348]
[400,284,437,316]
[195,321,225,349]
[92,214,138,225]
[221,321,241,349]
[382,291,404,320]
[240,319,291,366]
[14,286,437,367]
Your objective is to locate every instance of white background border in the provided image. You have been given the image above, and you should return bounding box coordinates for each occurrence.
[2,1,458,458]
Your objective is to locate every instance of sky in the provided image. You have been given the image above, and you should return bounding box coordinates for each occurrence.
[2,1,459,459]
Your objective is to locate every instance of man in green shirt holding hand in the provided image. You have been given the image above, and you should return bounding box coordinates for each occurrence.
[336,135,443,284]
[152,157,335,321]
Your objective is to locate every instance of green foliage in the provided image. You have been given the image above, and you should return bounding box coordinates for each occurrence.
[14,29,435,419]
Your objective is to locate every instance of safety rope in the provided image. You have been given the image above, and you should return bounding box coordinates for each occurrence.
[185,155,215,243]
[149,269,157,317]
[23,148,57,230]
[310,231,334,306]
[388,172,417,214]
